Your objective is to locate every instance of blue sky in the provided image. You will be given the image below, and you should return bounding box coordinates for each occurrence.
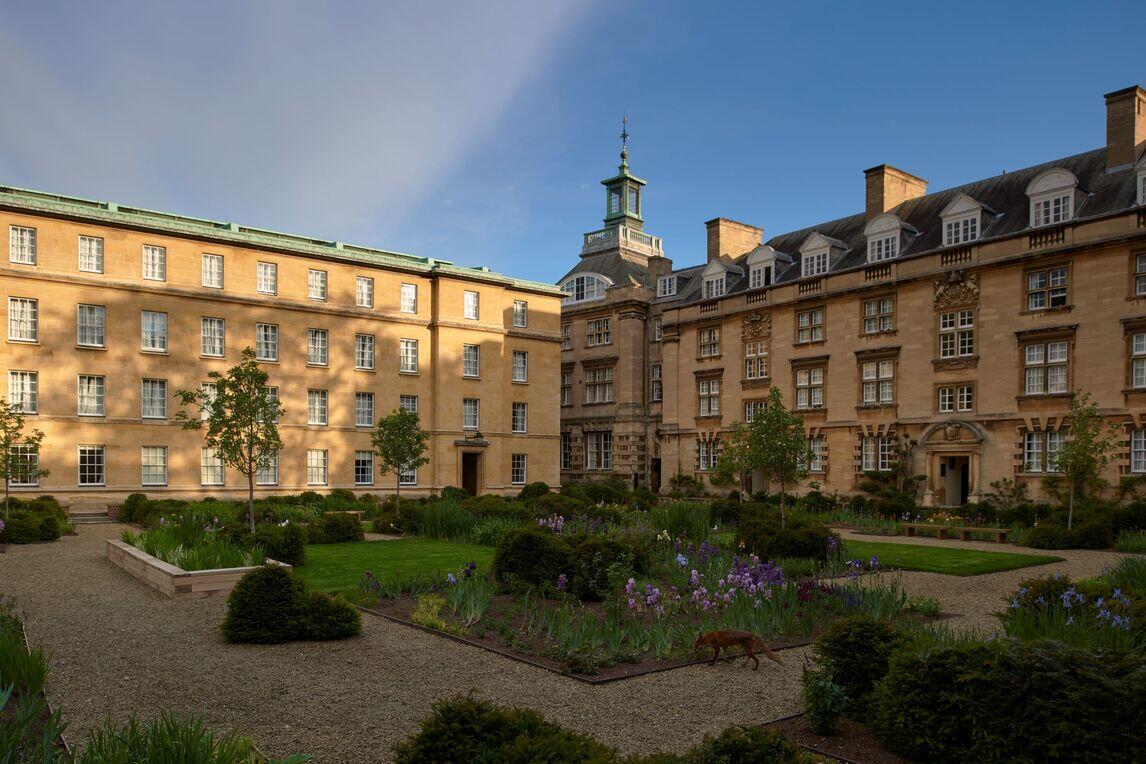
[0,1,1140,283]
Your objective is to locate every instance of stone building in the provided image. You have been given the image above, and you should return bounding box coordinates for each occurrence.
[2,187,562,505]
[560,83,1146,505]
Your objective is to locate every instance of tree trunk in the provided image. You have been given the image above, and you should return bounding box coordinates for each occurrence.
[247,471,256,533]
[779,476,787,529]
[395,467,401,503]
[4,476,9,520]
[1068,480,1075,531]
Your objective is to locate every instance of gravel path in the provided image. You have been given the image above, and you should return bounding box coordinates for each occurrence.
[1,525,807,762]
[838,530,1129,632]
[3,526,1128,760]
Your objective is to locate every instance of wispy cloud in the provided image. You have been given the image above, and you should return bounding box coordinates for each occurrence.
[0,1,592,245]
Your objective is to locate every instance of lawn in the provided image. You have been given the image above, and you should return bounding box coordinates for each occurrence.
[843,539,1064,576]
[295,538,495,594]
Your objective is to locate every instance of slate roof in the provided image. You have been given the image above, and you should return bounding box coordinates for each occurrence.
[673,146,1142,305]
[558,251,655,289]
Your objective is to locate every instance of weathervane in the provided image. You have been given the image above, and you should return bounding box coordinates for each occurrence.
[620,114,629,163]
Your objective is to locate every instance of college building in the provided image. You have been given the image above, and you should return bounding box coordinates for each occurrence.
[559,83,1146,505]
[2,187,562,505]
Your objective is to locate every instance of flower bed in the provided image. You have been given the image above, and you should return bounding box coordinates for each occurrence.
[105,539,288,600]
[355,535,915,681]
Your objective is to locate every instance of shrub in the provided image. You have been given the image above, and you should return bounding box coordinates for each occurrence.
[253,522,306,566]
[1025,521,1112,549]
[871,641,1146,763]
[516,481,551,501]
[441,485,470,501]
[119,492,149,523]
[393,695,619,764]
[370,509,403,535]
[492,527,572,593]
[630,485,658,511]
[797,490,836,515]
[1024,523,1072,549]
[581,477,629,505]
[302,592,361,640]
[467,516,524,547]
[0,510,65,544]
[221,565,307,643]
[567,536,648,601]
[683,725,811,763]
[812,616,903,716]
[531,492,590,517]
[709,499,741,526]
[307,512,365,544]
[802,668,846,735]
[222,565,360,644]
[736,509,837,562]
[668,473,705,497]
[327,488,356,502]
[297,490,324,505]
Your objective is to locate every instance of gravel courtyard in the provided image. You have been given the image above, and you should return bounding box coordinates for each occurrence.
[0,525,1127,761]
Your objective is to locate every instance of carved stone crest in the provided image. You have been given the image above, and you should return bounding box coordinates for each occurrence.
[741,311,772,340]
[943,422,961,441]
[933,270,980,310]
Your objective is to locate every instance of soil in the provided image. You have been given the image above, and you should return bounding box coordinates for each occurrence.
[765,714,909,764]
[366,594,813,683]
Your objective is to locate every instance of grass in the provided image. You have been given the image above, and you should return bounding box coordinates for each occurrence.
[295,538,495,595]
[843,539,1064,576]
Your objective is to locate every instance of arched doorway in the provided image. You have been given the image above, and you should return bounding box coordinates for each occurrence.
[919,421,985,508]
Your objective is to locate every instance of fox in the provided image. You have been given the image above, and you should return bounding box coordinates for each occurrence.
[694,629,784,671]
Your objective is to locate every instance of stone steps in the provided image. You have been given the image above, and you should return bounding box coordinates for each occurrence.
[68,502,114,524]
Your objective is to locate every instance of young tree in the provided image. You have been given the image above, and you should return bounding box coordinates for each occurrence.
[1054,392,1121,529]
[371,408,430,501]
[176,347,284,532]
[715,386,809,528]
[0,398,48,519]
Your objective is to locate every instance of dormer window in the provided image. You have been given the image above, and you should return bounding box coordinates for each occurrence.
[750,264,772,289]
[561,273,609,304]
[939,193,988,247]
[944,214,979,246]
[704,276,725,299]
[864,214,911,264]
[868,235,898,262]
[657,275,678,298]
[1026,168,1080,228]
[802,250,828,277]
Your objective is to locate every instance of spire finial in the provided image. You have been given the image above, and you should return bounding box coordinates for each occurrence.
[619,114,629,164]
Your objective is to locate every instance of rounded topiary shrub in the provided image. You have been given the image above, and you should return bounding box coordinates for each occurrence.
[327,488,356,503]
[441,486,470,501]
[1024,523,1071,549]
[307,512,365,544]
[516,481,551,501]
[872,641,1146,763]
[303,592,361,640]
[119,492,149,523]
[812,615,903,715]
[530,492,589,517]
[253,523,306,566]
[221,565,307,644]
[568,537,644,601]
[768,523,838,562]
[492,527,572,593]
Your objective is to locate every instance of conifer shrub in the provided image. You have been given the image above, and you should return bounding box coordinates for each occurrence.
[221,565,360,644]
[811,616,903,716]
[872,641,1146,763]
[306,511,364,544]
[492,527,572,593]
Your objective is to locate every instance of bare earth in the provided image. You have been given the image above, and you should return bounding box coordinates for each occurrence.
[0,525,1126,761]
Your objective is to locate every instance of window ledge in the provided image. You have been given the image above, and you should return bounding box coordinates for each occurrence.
[462,375,481,381]
[697,355,723,362]
[141,349,169,356]
[6,340,40,346]
[399,371,420,376]
[932,356,979,370]
[512,380,529,385]
[860,330,897,339]
[1020,306,1073,317]
[856,404,897,411]
[794,340,826,348]
[695,415,722,422]
[200,355,226,361]
[76,345,106,351]
[1016,392,1074,402]
[355,367,377,373]
[582,401,615,407]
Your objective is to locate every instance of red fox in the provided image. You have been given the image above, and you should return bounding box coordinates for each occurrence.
[694,629,784,670]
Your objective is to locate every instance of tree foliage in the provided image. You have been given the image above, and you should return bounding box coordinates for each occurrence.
[1054,392,1121,529]
[0,398,48,519]
[176,348,283,531]
[371,408,430,499]
[715,386,809,527]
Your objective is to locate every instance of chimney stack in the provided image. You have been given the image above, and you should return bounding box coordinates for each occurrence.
[1105,85,1146,171]
[705,218,762,263]
[864,165,927,219]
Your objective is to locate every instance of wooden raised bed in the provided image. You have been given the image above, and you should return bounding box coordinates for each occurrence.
[105,540,289,600]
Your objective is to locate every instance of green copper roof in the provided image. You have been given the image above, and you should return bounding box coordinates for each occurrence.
[0,184,562,296]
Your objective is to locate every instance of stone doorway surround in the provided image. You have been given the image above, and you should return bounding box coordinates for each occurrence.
[919,420,985,508]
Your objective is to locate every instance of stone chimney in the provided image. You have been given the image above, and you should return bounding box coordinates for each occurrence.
[1105,85,1146,171]
[863,165,927,219]
[705,218,762,263]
